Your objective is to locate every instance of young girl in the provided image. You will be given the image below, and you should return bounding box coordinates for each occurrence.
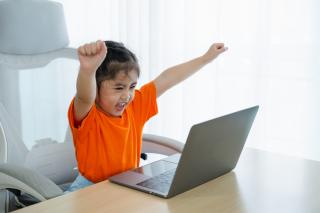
[67,40,227,192]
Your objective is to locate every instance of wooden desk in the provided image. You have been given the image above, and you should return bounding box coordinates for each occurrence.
[14,148,320,213]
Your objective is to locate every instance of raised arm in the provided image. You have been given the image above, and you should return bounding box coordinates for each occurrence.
[153,43,228,97]
[74,40,107,122]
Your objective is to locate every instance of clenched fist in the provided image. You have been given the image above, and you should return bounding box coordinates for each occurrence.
[202,43,228,63]
[78,40,108,74]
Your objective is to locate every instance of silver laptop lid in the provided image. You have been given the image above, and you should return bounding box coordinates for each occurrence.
[167,105,258,197]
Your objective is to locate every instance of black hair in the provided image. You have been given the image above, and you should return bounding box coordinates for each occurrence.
[96,41,140,89]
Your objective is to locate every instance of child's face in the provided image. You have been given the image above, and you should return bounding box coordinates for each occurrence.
[96,70,138,117]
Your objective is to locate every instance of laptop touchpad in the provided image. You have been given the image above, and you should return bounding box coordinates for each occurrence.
[133,160,177,178]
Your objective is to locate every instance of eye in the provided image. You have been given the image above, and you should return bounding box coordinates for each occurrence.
[115,87,123,90]
[130,84,137,90]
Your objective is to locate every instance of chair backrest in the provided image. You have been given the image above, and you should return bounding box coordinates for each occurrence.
[24,137,78,185]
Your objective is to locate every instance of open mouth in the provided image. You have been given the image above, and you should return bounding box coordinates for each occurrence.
[115,102,127,112]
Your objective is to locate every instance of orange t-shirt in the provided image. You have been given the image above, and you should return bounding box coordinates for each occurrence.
[68,81,158,183]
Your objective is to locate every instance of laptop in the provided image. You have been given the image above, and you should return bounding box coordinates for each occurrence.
[109,106,259,198]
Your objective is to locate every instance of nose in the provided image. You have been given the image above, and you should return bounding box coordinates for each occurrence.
[120,91,131,102]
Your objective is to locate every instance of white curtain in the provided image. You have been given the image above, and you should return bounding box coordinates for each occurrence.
[15,0,319,160]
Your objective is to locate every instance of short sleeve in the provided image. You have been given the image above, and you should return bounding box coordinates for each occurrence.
[67,98,96,142]
[131,81,158,125]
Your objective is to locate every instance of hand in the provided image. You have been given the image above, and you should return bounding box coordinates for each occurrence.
[78,40,108,74]
[202,43,228,63]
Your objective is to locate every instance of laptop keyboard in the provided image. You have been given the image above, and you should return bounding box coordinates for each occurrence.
[137,169,176,193]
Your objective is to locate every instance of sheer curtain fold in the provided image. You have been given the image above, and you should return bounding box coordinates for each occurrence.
[10,0,319,160]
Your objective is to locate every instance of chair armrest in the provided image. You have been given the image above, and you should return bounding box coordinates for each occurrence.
[0,163,63,201]
[142,134,184,156]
